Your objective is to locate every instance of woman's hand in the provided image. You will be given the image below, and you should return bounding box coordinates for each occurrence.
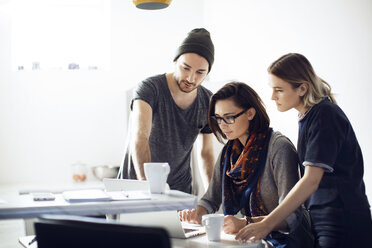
[178,206,207,224]
[178,209,200,224]
[223,215,246,234]
[235,220,273,242]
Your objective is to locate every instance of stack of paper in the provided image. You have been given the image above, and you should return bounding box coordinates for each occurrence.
[63,189,111,202]
[62,189,151,203]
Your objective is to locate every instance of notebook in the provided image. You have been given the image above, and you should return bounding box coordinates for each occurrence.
[119,210,205,239]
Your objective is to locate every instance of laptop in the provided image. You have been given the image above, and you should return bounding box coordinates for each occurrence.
[118,210,205,239]
[103,178,170,194]
[103,178,150,191]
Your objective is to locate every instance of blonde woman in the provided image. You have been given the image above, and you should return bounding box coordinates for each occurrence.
[236,53,372,247]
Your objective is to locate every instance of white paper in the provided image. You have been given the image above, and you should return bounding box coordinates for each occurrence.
[62,189,111,202]
[62,189,151,202]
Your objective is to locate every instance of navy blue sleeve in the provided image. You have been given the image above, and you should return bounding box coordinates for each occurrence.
[304,104,347,171]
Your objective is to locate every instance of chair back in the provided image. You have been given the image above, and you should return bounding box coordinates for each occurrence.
[34,215,171,248]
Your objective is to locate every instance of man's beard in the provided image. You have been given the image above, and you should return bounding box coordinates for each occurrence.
[175,78,197,93]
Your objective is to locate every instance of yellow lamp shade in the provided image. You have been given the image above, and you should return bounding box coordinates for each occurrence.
[133,0,172,10]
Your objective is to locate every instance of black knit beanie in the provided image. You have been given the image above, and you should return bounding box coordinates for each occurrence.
[173,28,215,72]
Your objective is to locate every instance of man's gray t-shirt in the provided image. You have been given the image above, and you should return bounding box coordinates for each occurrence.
[124,73,212,193]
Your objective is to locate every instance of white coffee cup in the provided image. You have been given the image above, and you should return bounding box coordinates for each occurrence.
[144,162,170,194]
[202,214,224,241]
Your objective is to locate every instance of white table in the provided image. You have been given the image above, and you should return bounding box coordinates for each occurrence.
[4,183,263,248]
[0,182,197,220]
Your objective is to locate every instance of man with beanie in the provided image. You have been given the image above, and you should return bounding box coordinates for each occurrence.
[120,28,215,194]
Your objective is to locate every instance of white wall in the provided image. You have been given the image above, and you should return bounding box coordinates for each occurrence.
[1,0,371,203]
[0,0,204,184]
[204,0,372,202]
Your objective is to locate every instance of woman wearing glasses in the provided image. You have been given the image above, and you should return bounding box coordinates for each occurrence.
[179,82,313,247]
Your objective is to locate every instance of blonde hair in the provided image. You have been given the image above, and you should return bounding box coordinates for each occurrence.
[268,53,336,109]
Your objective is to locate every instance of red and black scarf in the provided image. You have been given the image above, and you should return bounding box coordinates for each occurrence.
[221,128,272,217]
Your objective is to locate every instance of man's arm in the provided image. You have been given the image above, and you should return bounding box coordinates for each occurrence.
[130,99,153,180]
[199,133,215,183]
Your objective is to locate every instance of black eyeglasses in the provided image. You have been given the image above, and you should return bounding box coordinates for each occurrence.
[211,109,248,124]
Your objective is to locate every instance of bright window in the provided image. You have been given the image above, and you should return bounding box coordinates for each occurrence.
[10,0,110,71]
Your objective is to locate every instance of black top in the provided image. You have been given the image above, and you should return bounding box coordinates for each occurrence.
[298,98,370,211]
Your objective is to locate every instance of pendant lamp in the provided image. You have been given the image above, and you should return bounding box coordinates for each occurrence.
[133,0,172,10]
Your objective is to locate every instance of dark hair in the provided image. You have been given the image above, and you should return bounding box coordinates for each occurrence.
[268,53,336,108]
[208,82,270,143]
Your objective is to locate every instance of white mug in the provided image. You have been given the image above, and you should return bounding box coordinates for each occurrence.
[144,162,170,194]
[202,214,224,241]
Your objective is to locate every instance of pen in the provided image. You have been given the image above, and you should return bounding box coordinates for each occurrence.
[28,236,37,246]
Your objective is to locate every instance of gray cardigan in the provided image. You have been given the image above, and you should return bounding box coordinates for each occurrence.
[198,131,301,232]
